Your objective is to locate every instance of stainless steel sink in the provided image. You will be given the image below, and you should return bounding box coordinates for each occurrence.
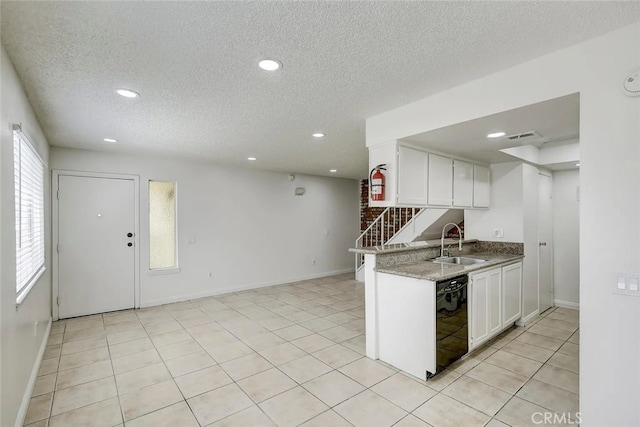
[432,256,487,266]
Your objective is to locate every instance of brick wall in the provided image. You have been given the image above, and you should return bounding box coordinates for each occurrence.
[359,179,463,241]
[446,221,465,239]
[360,179,385,232]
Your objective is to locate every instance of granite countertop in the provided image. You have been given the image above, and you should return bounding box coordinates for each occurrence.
[375,252,524,282]
[349,239,478,255]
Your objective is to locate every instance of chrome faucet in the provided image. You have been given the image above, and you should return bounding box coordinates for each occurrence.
[440,223,463,258]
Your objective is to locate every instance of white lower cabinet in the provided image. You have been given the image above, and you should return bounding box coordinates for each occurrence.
[470,268,502,348]
[470,261,522,350]
[502,262,523,328]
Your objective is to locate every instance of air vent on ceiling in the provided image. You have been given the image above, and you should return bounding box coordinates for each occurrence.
[506,131,542,141]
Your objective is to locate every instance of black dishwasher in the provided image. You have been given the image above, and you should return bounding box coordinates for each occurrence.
[431,275,469,377]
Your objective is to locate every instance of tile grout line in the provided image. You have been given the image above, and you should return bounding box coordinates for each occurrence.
[412,307,579,426]
[37,283,377,425]
[102,313,126,427]
[487,308,579,425]
[35,281,364,426]
[121,283,362,425]
[36,278,579,427]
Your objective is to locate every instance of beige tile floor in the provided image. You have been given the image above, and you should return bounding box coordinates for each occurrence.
[25,274,579,426]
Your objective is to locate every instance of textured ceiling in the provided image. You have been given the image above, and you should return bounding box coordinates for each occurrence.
[1,2,638,179]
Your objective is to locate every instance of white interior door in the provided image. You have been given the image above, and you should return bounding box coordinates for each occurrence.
[58,175,136,318]
[538,173,554,313]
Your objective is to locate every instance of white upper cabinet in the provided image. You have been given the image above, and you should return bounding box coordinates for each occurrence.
[397,146,428,205]
[473,165,491,208]
[427,154,453,206]
[368,141,490,208]
[453,160,474,207]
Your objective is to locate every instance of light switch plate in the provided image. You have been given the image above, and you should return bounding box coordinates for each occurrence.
[614,275,640,296]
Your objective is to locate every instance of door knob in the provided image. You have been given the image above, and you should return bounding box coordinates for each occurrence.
[539,242,547,246]
[127,232,133,237]
[127,242,133,247]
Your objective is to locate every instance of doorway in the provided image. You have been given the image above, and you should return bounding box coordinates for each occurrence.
[53,171,139,319]
[538,172,554,312]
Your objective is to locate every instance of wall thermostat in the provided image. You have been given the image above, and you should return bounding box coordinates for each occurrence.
[623,67,640,97]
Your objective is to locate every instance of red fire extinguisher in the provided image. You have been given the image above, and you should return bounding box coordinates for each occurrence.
[370,164,387,201]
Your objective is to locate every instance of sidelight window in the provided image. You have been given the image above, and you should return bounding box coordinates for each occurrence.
[149,181,178,270]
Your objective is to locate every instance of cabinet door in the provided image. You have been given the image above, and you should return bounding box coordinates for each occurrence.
[427,154,452,206]
[397,146,428,205]
[453,160,474,207]
[487,269,503,336]
[502,262,523,327]
[473,165,490,208]
[470,272,490,349]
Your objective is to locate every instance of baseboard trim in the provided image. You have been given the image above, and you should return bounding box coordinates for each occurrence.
[554,299,580,310]
[15,317,52,427]
[140,268,355,308]
[516,309,539,327]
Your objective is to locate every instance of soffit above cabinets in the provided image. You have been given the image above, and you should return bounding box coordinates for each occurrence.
[402,93,580,167]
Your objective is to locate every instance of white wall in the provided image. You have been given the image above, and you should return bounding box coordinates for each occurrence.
[552,169,580,307]
[366,22,640,426]
[465,162,524,242]
[464,162,539,321]
[521,163,540,320]
[1,46,52,427]
[539,139,580,165]
[51,148,359,307]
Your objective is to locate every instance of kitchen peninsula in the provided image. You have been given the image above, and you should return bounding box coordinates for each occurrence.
[350,240,524,381]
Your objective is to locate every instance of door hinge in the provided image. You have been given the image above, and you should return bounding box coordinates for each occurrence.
[56,297,59,306]
[56,190,59,200]
[56,244,59,253]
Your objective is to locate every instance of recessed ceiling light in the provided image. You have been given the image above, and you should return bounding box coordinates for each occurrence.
[329,169,337,173]
[103,138,118,143]
[575,163,581,167]
[258,59,282,71]
[312,133,325,138]
[116,89,140,98]
[487,132,506,138]
[247,157,257,161]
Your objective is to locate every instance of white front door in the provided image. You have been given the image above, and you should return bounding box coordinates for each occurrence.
[538,173,554,313]
[58,175,136,319]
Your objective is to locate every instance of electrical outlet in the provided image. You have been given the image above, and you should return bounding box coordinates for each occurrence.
[312,259,316,265]
[208,272,213,278]
[493,228,504,238]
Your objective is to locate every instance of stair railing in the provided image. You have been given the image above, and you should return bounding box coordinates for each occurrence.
[354,207,421,272]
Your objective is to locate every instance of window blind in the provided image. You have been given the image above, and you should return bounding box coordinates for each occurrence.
[14,127,45,296]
